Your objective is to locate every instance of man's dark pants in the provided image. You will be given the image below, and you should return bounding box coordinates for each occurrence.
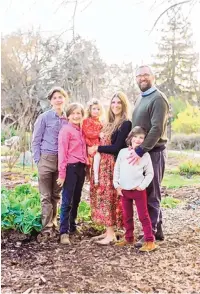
[146,150,166,234]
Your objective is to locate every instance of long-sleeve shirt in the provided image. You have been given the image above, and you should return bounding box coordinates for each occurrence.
[113,148,154,190]
[32,109,67,164]
[98,120,132,160]
[132,88,169,157]
[82,117,103,146]
[58,123,87,180]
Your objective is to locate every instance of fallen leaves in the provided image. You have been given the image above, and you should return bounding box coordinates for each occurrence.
[1,185,200,293]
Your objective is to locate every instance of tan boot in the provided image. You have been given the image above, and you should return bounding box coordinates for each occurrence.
[139,241,158,252]
[115,238,134,247]
[60,233,71,245]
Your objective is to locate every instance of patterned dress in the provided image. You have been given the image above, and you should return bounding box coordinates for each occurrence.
[90,136,123,228]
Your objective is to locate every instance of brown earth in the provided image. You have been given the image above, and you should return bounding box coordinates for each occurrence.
[1,185,200,294]
[1,154,200,293]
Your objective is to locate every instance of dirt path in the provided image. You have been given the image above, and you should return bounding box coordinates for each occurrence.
[1,187,200,294]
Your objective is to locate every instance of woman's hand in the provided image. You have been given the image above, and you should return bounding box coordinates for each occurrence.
[88,146,98,155]
[57,178,65,187]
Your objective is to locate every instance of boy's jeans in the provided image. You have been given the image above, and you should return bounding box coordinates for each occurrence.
[60,162,86,234]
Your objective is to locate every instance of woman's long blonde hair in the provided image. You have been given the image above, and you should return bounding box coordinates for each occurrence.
[102,91,130,138]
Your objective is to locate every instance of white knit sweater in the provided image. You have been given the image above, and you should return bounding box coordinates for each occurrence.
[113,148,154,190]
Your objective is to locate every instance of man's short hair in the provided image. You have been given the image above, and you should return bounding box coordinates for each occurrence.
[136,65,154,76]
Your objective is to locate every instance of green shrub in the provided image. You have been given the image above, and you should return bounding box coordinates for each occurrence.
[170,134,200,150]
[169,96,187,119]
[172,103,200,134]
[179,160,200,175]
[1,184,42,234]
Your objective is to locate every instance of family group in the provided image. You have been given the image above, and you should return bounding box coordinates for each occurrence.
[32,65,169,252]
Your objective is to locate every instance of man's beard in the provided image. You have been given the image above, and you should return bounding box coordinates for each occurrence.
[138,81,152,92]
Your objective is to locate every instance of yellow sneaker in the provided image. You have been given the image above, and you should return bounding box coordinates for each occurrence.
[139,241,158,252]
[115,239,134,247]
[60,233,71,245]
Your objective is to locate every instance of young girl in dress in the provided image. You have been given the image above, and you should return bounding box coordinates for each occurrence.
[113,126,158,252]
[82,99,103,185]
[57,103,87,245]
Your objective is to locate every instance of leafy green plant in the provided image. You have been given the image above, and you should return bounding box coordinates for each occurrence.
[1,184,42,234]
[161,197,181,208]
[179,160,200,176]
[78,201,91,222]
[31,171,38,180]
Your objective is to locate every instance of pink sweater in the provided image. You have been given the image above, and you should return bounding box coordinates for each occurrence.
[58,123,87,180]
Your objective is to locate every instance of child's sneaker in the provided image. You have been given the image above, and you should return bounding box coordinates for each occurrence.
[115,238,134,247]
[139,241,158,252]
[60,233,71,245]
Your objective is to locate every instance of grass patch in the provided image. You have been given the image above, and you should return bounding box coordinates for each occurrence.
[1,162,37,175]
[162,173,200,188]
[161,196,181,208]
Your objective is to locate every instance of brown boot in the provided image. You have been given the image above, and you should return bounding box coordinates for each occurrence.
[139,241,158,252]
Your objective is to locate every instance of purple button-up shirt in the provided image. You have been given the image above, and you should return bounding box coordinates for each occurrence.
[32,109,67,164]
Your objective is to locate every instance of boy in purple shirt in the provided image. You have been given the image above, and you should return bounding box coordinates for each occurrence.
[32,87,68,241]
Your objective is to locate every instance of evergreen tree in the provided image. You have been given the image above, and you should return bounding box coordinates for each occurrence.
[152,9,200,105]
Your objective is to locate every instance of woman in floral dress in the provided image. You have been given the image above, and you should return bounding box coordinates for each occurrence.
[88,92,132,245]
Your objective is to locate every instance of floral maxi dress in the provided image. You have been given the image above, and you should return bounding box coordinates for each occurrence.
[90,137,123,228]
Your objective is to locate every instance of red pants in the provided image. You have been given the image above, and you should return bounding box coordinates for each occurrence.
[121,189,154,242]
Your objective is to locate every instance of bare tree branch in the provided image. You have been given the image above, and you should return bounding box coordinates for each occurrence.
[72,0,78,40]
[149,0,193,34]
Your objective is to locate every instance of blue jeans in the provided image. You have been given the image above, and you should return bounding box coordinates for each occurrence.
[60,162,86,234]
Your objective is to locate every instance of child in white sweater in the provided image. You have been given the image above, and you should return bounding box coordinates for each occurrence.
[113,126,158,252]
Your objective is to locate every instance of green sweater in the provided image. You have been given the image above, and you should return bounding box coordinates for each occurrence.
[132,89,169,155]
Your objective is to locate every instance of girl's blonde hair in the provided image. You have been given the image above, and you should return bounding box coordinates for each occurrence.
[86,98,103,118]
[66,103,84,118]
[102,91,130,138]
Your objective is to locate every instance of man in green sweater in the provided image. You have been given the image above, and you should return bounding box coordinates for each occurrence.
[129,65,169,247]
